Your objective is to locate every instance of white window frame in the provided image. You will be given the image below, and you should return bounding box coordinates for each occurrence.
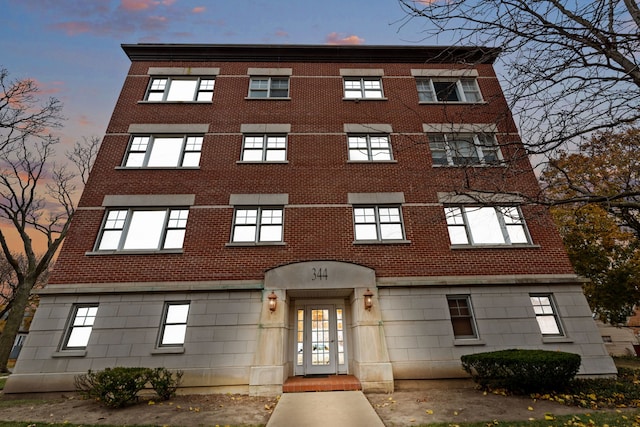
[241,134,287,162]
[347,134,393,161]
[145,77,215,102]
[416,78,482,103]
[429,133,502,166]
[353,205,405,242]
[62,304,98,350]
[530,294,564,336]
[95,208,189,252]
[445,206,531,246]
[343,77,384,99]
[124,135,202,168]
[158,302,190,347]
[248,77,290,98]
[447,295,479,339]
[231,206,284,244]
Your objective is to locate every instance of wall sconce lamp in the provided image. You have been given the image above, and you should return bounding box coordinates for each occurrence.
[363,289,374,311]
[268,291,278,312]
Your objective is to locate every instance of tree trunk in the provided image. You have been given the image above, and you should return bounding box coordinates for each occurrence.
[0,276,35,372]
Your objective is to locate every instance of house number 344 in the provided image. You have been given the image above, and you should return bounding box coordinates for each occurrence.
[311,267,328,280]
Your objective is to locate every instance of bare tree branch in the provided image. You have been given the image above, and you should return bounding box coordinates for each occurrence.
[397,0,640,155]
[0,67,100,372]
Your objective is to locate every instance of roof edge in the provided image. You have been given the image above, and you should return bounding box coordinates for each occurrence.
[121,43,501,64]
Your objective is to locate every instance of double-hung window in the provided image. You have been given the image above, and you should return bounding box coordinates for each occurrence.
[124,135,202,168]
[353,206,405,242]
[445,206,530,246]
[96,208,189,251]
[241,134,287,162]
[248,77,289,98]
[348,134,393,161]
[416,78,482,102]
[159,302,190,347]
[530,294,564,336]
[429,133,501,166]
[232,207,284,243]
[62,305,98,349]
[146,77,215,102]
[447,296,478,339]
[343,77,384,99]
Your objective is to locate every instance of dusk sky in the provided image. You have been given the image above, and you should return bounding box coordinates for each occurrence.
[1,0,434,148]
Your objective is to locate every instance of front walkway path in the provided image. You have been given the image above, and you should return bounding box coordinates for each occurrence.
[266,390,385,427]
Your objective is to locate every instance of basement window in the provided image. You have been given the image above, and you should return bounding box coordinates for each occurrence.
[158,302,190,347]
[447,295,478,339]
[530,294,564,336]
[62,305,98,350]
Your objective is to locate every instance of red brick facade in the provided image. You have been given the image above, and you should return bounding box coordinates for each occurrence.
[48,45,574,285]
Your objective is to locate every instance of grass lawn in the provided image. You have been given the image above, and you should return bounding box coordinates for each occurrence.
[420,411,640,427]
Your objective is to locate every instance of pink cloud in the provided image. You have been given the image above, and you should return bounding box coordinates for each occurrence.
[22,78,64,96]
[52,21,91,36]
[120,0,175,11]
[192,6,206,13]
[120,0,158,11]
[275,30,289,38]
[77,115,93,127]
[325,32,365,45]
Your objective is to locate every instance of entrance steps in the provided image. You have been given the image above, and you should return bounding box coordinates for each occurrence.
[283,375,361,393]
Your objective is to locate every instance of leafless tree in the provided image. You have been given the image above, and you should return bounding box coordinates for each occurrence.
[0,67,63,151]
[0,253,50,321]
[397,0,640,155]
[396,1,640,223]
[0,67,100,372]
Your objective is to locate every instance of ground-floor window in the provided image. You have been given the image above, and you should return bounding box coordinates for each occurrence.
[530,294,564,336]
[447,295,478,339]
[62,304,98,349]
[159,302,190,346]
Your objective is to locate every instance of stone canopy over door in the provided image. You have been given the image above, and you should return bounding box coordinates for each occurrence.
[249,261,394,395]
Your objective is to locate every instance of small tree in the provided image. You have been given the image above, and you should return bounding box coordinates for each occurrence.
[551,204,640,324]
[540,128,640,323]
[0,67,100,372]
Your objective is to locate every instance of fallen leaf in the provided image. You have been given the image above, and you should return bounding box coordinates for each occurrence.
[527,406,534,411]
[544,413,556,421]
[426,409,434,415]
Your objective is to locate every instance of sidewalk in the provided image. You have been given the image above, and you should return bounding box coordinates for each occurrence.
[266,390,385,427]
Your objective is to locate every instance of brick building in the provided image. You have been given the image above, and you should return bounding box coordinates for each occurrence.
[5,44,615,395]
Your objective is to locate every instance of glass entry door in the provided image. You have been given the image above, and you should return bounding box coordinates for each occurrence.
[295,304,346,375]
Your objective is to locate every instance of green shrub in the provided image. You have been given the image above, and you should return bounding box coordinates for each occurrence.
[148,367,183,400]
[75,366,184,408]
[461,349,581,394]
[75,367,152,408]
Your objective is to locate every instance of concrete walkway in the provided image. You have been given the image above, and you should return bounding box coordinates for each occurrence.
[266,391,385,427]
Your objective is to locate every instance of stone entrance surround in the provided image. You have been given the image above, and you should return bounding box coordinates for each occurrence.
[249,260,394,396]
